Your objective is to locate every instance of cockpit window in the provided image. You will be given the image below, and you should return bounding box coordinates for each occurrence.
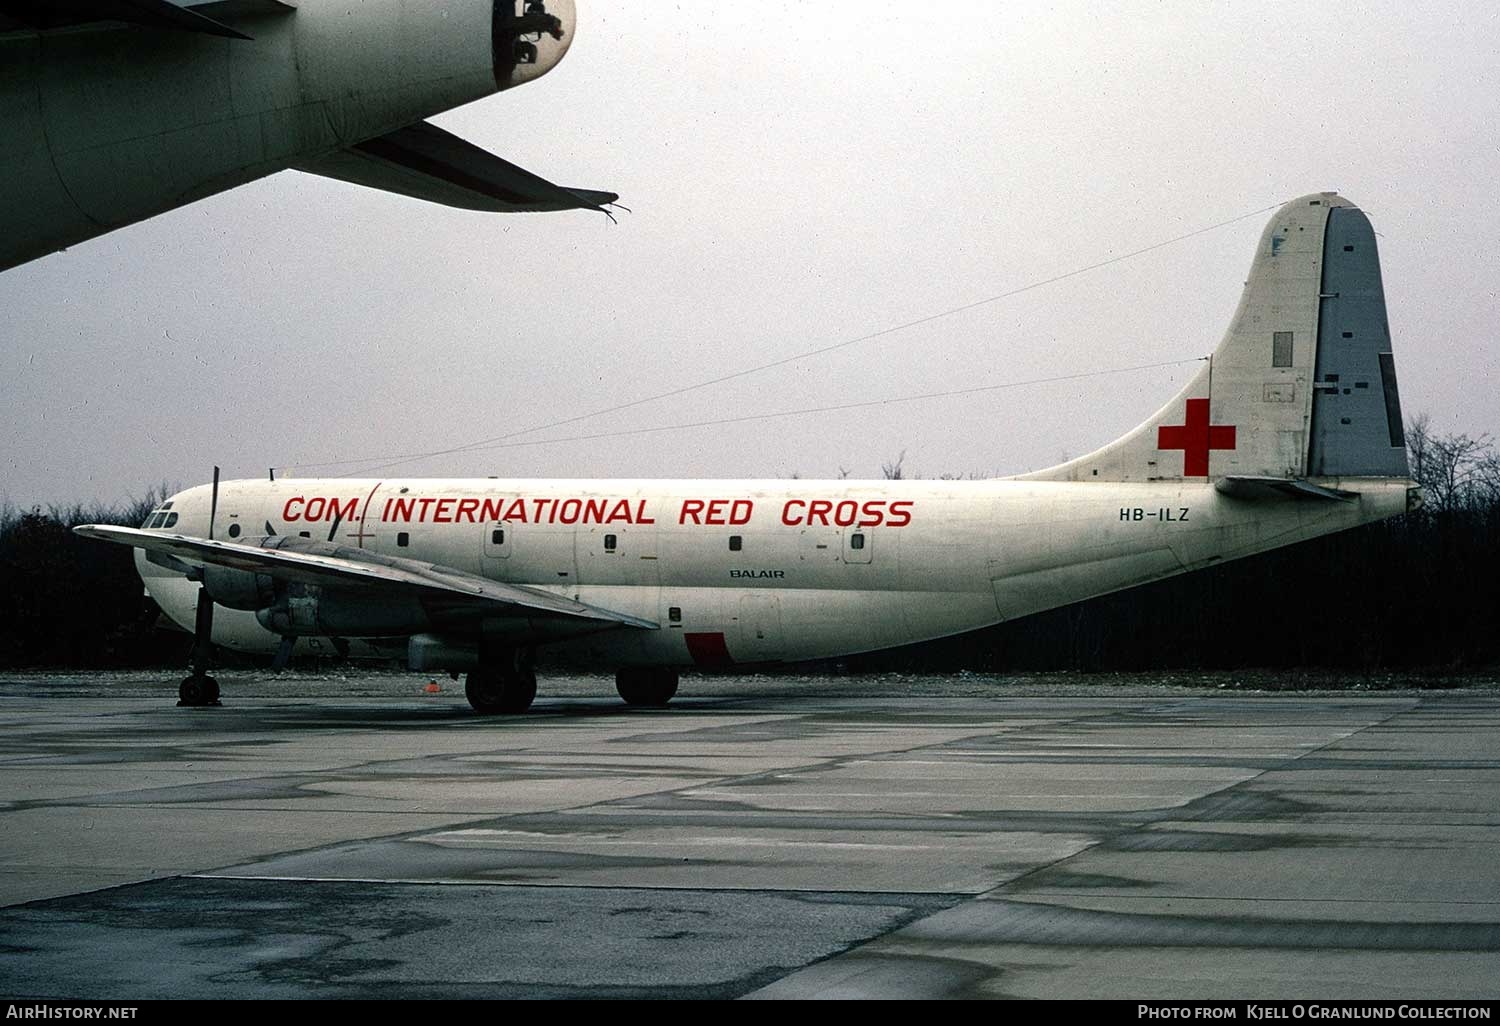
[163,513,179,529]
[148,512,168,529]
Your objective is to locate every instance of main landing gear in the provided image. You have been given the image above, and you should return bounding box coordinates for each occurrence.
[465,651,538,715]
[615,667,679,708]
[178,586,222,708]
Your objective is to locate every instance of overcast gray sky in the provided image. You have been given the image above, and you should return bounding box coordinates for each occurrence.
[2,1,1496,507]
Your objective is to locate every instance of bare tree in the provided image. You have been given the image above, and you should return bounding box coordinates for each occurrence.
[1406,414,1496,512]
[881,450,907,481]
[1406,413,1432,490]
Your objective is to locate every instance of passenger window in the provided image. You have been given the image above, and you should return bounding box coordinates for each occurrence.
[604,533,617,552]
[850,533,865,550]
[668,606,682,624]
[398,532,410,547]
[225,521,238,537]
[492,528,505,546]
[729,535,742,551]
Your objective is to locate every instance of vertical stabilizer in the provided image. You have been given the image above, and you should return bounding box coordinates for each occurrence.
[1023,193,1409,483]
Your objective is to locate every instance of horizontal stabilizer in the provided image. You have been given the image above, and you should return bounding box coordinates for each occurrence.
[296,120,618,215]
[75,524,658,630]
[1215,476,1359,502]
[0,0,282,38]
[189,0,293,19]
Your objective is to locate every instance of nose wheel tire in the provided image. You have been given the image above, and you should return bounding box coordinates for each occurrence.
[465,666,537,714]
[616,668,679,707]
[178,673,220,707]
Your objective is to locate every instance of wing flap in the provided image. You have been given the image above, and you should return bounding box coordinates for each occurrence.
[295,120,618,214]
[75,525,658,630]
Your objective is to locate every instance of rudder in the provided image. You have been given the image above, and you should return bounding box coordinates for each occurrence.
[1307,205,1409,476]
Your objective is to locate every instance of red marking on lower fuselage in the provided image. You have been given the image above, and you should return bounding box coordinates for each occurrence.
[684,632,734,668]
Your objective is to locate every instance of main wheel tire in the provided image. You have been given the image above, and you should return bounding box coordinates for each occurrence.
[465,669,503,713]
[616,668,679,707]
[466,667,537,715]
[501,668,537,713]
[178,674,215,707]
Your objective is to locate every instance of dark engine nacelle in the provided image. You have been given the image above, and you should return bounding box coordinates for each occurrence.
[200,566,276,611]
[254,583,431,638]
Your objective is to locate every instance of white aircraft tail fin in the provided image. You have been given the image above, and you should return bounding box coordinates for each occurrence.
[1023,193,1410,484]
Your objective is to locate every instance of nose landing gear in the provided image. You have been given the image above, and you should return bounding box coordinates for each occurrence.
[177,586,222,707]
[178,672,220,707]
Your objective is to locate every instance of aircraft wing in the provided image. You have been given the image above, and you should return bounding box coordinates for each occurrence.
[0,0,294,40]
[74,525,658,630]
[295,120,619,215]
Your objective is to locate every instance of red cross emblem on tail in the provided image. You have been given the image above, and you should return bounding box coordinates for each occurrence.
[1157,398,1236,477]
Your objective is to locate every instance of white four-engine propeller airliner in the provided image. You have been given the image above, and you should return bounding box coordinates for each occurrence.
[78,194,1419,713]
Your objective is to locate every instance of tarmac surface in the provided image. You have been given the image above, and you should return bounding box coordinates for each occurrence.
[1,671,1498,999]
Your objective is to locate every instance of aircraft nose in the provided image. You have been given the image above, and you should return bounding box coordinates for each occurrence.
[495,0,577,89]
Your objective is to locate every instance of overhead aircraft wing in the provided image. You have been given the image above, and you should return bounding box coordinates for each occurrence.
[75,525,658,630]
[0,0,293,39]
[295,120,619,215]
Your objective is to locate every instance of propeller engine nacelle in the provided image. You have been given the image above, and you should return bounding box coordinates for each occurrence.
[254,583,431,638]
[2,0,581,272]
[200,566,276,612]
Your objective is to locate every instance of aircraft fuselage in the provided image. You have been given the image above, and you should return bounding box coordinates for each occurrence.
[137,475,1414,670]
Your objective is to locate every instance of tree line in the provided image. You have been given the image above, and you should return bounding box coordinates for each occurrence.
[2,419,1497,672]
